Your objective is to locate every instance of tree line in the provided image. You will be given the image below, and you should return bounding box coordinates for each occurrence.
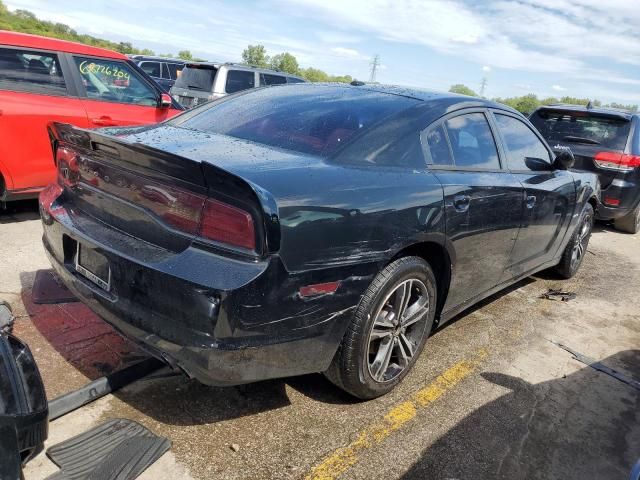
[0,2,352,81]
[449,84,638,114]
[2,1,634,101]
[240,44,353,83]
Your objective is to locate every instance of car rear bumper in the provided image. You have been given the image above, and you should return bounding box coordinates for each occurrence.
[40,187,368,386]
[596,174,640,220]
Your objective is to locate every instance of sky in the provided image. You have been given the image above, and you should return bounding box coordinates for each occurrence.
[6,0,640,106]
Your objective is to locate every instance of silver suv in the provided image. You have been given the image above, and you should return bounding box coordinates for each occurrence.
[170,62,305,108]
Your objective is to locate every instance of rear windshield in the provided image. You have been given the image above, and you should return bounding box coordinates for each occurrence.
[172,85,417,157]
[173,65,217,92]
[531,110,631,150]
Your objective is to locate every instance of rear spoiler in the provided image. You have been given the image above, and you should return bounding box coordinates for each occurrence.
[48,122,281,254]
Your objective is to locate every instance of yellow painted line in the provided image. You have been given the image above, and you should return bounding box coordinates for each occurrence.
[306,348,488,480]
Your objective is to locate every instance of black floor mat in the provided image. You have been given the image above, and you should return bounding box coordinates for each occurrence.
[32,269,78,304]
[45,419,171,480]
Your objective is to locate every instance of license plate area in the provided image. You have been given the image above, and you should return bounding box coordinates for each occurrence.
[75,243,111,291]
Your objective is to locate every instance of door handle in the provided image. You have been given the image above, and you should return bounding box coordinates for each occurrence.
[91,116,117,126]
[453,194,471,212]
[526,195,537,209]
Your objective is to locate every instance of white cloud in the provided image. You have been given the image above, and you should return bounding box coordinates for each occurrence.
[331,47,361,58]
[7,0,640,105]
[552,85,567,91]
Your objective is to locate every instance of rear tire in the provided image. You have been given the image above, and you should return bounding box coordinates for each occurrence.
[555,203,594,279]
[614,206,640,234]
[325,256,437,400]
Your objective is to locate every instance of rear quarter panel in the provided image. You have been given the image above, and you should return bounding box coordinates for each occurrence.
[254,163,446,273]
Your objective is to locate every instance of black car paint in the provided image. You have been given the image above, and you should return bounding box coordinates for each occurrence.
[0,333,48,478]
[531,105,640,220]
[40,85,598,386]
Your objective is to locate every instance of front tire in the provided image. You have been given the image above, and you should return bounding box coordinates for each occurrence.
[614,205,640,234]
[555,203,594,279]
[325,256,437,399]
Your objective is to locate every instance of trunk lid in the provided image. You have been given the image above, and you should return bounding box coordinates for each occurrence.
[48,123,274,256]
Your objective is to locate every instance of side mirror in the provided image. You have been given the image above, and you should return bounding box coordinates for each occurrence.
[159,93,172,109]
[554,149,575,170]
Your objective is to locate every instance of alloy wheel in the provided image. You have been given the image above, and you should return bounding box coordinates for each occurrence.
[366,278,430,383]
[571,214,592,269]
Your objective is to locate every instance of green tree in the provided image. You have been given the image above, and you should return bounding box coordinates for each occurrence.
[140,48,155,55]
[242,44,269,68]
[0,1,8,15]
[329,74,353,83]
[449,84,478,97]
[178,50,193,61]
[270,52,299,74]
[301,67,329,82]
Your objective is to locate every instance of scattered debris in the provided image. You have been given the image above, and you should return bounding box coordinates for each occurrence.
[230,443,240,452]
[540,289,576,302]
[550,340,640,391]
[0,300,14,333]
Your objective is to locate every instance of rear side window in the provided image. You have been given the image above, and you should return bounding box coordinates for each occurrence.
[73,56,158,106]
[174,65,217,91]
[287,77,305,84]
[445,113,500,169]
[225,70,255,94]
[0,48,66,96]
[260,73,286,86]
[175,85,417,157]
[425,125,453,165]
[139,61,161,78]
[495,114,551,170]
[166,63,183,80]
[530,110,631,150]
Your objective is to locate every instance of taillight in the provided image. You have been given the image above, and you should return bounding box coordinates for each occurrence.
[199,199,256,251]
[56,145,80,187]
[594,151,640,172]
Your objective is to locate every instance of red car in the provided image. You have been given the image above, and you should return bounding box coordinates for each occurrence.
[0,31,183,202]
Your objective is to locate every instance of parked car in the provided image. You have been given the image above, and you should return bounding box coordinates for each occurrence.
[40,84,598,399]
[0,31,183,203]
[128,55,186,92]
[530,104,640,233]
[170,62,305,108]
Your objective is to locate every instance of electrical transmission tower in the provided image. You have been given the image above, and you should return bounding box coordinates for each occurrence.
[369,54,380,83]
[479,77,487,97]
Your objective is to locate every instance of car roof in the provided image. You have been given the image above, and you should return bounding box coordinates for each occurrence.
[183,61,305,79]
[129,55,186,63]
[0,30,127,60]
[535,103,638,120]
[280,82,520,113]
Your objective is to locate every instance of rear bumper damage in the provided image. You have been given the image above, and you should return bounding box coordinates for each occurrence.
[39,188,368,386]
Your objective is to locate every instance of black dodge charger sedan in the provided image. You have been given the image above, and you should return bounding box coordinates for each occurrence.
[40,84,599,399]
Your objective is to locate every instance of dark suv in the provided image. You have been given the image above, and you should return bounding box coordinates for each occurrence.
[531,105,640,233]
[129,55,186,92]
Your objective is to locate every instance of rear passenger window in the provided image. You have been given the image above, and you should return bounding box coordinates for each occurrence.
[445,113,500,169]
[166,63,183,80]
[139,61,161,78]
[425,125,453,165]
[260,73,286,86]
[495,114,551,170]
[225,70,255,94]
[287,77,304,84]
[0,48,66,96]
